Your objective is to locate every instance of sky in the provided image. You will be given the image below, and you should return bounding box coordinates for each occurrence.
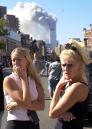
[0,0,92,44]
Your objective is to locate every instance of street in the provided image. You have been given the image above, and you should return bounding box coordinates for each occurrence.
[1,77,92,129]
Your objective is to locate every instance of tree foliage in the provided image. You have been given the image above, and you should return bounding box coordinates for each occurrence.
[0,18,9,50]
[0,18,9,36]
[0,40,6,49]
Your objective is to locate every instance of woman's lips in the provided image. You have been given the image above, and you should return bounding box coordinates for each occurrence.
[65,73,71,77]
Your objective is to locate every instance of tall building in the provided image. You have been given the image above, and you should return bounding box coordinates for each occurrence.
[0,5,21,61]
[21,33,30,48]
[48,21,57,49]
[4,14,19,32]
[0,6,7,18]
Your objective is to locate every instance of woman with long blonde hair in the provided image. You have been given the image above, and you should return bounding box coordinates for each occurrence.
[3,47,45,129]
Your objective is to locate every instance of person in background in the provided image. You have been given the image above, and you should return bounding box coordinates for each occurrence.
[48,56,62,98]
[0,66,4,128]
[49,40,91,129]
[40,61,50,77]
[45,61,50,76]
[3,47,45,129]
[33,53,41,73]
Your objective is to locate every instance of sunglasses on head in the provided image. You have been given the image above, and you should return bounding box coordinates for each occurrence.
[65,43,79,54]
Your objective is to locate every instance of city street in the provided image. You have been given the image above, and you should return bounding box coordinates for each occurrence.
[0,1,92,129]
[1,77,92,129]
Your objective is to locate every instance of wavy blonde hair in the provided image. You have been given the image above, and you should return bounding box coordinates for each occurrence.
[11,47,44,90]
[60,40,92,82]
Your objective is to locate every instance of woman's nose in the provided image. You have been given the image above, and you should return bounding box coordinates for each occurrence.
[64,65,70,71]
[14,60,19,65]
[64,66,68,71]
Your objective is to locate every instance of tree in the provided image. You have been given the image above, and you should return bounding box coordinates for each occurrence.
[0,18,9,50]
[0,40,6,49]
[0,18,9,36]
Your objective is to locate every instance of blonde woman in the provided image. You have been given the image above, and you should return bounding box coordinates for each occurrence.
[49,40,91,129]
[3,47,45,129]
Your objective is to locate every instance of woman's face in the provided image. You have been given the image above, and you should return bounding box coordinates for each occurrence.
[61,56,81,80]
[11,52,28,71]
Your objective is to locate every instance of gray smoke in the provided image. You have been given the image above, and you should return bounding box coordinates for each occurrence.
[8,2,57,43]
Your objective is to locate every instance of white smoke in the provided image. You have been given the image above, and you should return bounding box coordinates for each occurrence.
[8,2,57,43]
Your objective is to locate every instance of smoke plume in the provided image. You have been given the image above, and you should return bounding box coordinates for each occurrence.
[8,2,57,43]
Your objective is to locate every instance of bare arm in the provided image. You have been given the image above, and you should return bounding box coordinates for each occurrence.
[3,66,33,111]
[26,85,45,110]
[49,81,89,118]
[3,76,31,105]
[6,85,45,111]
[4,65,45,111]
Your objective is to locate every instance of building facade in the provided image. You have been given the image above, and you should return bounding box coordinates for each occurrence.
[83,24,92,51]
[0,6,7,18]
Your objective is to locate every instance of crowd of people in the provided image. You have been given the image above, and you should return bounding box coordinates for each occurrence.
[0,39,91,129]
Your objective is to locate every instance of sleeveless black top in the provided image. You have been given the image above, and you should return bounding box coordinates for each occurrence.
[60,82,89,129]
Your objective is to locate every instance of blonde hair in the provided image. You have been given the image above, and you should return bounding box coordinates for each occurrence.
[60,40,92,82]
[11,47,44,90]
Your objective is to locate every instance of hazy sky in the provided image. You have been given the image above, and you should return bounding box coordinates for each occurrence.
[0,0,92,44]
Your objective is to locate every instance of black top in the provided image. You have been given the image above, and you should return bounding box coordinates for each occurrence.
[62,97,89,129]
[0,68,4,111]
[60,82,89,129]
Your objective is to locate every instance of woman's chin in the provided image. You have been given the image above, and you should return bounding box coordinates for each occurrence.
[65,76,71,80]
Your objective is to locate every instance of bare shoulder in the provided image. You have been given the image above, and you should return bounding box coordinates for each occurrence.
[71,82,89,92]
[3,75,17,90]
[3,75,12,84]
[70,82,89,101]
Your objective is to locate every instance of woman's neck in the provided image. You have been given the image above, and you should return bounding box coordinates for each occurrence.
[70,76,85,84]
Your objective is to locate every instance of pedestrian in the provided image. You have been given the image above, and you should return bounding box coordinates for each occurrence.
[33,53,41,73]
[45,61,50,76]
[48,56,62,98]
[3,47,45,129]
[0,66,4,128]
[49,40,91,129]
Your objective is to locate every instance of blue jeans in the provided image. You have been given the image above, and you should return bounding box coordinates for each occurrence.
[48,78,59,97]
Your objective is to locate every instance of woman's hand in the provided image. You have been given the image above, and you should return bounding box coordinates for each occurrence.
[6,101,19,111]
[49,76,72,118]
[58,112,76,122]
[14,66,27,80]
[55,76,72,92]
